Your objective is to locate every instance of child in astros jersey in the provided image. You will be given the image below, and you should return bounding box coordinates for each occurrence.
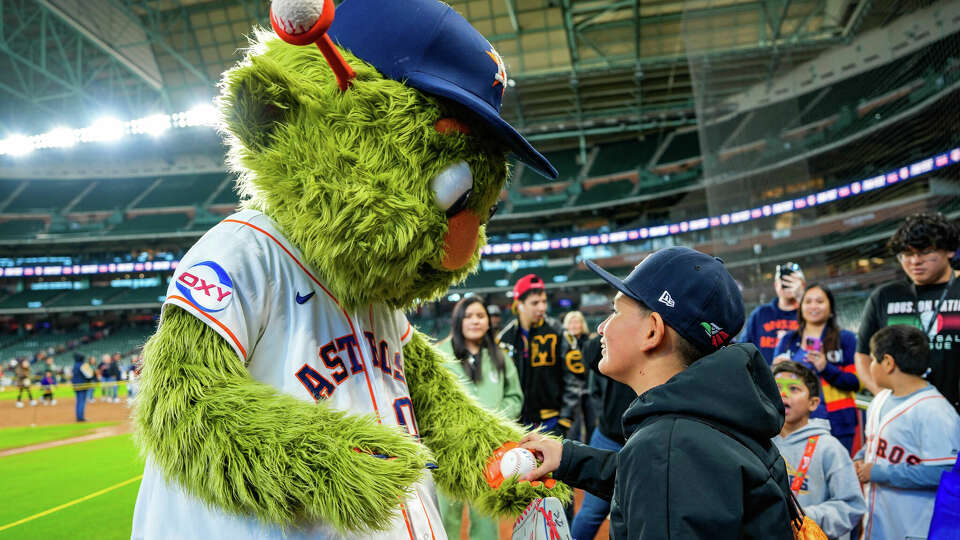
[130,0,569,537]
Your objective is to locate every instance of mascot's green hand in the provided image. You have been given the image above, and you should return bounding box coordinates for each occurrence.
[476,475,572,516]
[135,306,431,532]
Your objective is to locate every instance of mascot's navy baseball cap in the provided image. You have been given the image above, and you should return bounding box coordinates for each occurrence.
[328,0,557,179]
[585,247,745,353]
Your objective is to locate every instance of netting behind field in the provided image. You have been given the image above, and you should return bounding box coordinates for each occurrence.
[680,0,960,312]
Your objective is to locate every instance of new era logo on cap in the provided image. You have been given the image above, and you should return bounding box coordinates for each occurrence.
[658,290,675,308]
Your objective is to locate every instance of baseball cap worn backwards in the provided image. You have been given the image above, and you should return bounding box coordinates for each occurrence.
[585,247,745,353]
[513,274,544,299]
[327,0,557,179]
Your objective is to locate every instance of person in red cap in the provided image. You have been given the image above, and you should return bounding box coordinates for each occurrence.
[496,274,585,437]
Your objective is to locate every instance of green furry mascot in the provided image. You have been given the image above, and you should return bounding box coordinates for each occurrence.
[130,0,569,537]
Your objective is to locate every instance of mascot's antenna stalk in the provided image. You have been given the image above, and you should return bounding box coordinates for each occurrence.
[270,0,356,92]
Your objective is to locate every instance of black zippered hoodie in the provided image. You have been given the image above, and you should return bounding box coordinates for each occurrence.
[554,343,794,539]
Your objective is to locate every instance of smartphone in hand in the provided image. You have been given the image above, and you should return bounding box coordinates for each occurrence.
[804,336,822,352]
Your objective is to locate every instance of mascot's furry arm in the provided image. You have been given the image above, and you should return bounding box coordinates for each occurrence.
[403,331,572,515]
[134,306,431,531]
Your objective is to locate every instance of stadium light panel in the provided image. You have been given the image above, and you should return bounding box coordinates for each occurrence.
[82,117,126,143]
[184,104,218,127]
[0,101,228,155]
[131,114,172,136]
[0,134,34,156]
[42,127,78,148]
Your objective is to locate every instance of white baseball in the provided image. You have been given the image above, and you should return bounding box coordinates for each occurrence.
[271,0,325,35]
[500,447,538,478]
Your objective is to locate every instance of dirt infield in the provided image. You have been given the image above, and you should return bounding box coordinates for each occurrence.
[0,395,133,428]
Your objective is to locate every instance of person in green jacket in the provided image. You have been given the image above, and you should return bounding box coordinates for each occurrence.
[437,295,524,540]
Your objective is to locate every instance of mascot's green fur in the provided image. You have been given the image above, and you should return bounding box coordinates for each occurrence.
[134,28,569,534]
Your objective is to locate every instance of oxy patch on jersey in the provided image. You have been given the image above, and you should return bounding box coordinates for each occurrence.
[175,261,235,313]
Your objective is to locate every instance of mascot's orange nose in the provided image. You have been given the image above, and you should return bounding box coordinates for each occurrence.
[441,210,480,270]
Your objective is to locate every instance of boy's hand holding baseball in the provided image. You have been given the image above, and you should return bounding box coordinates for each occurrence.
[519,432,563,482]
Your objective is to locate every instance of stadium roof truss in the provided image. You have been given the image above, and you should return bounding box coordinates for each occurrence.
[0,0,892,144]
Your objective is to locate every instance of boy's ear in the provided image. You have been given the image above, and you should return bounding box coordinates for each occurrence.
[642,311,667,352]
[881,353,897,374]
[221,55,298,151]
[808,395,821,413]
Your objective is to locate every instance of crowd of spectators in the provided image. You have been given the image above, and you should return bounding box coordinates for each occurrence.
[738,210,960,539]
[430,210,958,538]
[2,344,142,419]
[2,210,958,537]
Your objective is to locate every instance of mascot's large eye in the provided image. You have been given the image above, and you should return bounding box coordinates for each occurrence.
[431,161,474,218]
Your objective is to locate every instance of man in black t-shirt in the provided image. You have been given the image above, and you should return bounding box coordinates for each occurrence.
[856,212,960,412]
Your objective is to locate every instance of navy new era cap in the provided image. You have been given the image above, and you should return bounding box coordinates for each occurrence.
[585,247,745,353]
[327,0,557,179]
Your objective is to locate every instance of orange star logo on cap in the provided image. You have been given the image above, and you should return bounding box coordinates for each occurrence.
[486,48,507,96]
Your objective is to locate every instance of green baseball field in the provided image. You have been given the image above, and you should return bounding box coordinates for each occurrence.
[0,427,142,539]
[0,385,141,540]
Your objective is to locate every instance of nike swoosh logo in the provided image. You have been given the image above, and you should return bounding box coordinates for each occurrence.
[295,291,315,304]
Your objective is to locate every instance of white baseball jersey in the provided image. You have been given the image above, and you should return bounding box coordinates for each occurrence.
[132,209,444,540]
[861,386,960,540]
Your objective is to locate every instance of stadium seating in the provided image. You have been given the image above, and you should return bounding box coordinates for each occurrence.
[532,266,570,284]
[575,179,635,206]
[509,195,569,214]
[701,114,742,151]
[71,177,151,212]
[636,169,698,195]
[567,268,596,283]
[44,287,125,307]
[458,269,507,290]
[656,130,700,165]
[588,139,656,177]
[517,148,582,185]
[5,179,88,213]
[135,173,223,208]
[0,289,65,309]
[0,328,90,362]
[51,326,153,365]
[0,219,47,238]
[0,179,22,204]
[108,213,190,235]
[106,286,167,305]
[210,184,241,206]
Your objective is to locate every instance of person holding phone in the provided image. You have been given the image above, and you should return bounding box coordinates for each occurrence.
[773,284,860,453]
[742,262,806,364]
